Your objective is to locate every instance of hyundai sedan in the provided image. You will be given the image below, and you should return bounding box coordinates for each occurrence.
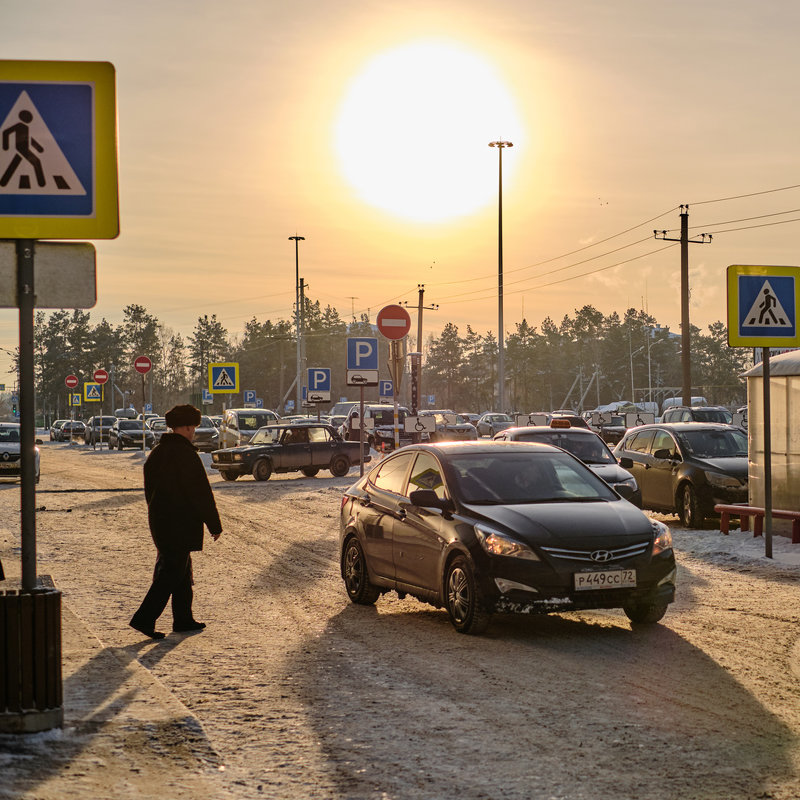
[340,442,675,634]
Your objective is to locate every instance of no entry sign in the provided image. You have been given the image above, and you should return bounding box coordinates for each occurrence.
[65,374,78,389]
[377,304,411,340]
[133,356,152,375]
[93,368,108,384]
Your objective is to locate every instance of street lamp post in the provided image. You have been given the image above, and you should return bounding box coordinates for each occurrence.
[489,140,512,412]
[289,235,305,414]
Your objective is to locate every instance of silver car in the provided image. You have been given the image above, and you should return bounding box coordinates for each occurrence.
[0,423,40,483]
[476,412,514,437]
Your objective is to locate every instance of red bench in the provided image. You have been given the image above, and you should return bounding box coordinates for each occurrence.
[714,503,800,544]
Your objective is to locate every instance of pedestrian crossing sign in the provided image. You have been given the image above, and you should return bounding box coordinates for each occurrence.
[727,265,800,347]
[84,381,102,401]
[0,60,119,239]
[70,393,81,406]
[209,362,239,394]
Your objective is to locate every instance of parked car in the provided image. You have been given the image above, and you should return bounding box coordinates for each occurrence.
[208,415,223,428]
[211,423,367,481]
[136,412,160,423]
[339,441,676,634]
[60,420,86,441]
[83,415,117,445]
[108,419,155,450]
[419,410,479,442]
[494,423,641,506]
[592,414,628,445]
[49,419,68,441]
[0,423,40,483]
[549,413,591,429]
[661,406,733,424]
[475,412,514,437]
[218,408,280,448]
[147,417,168,444]
[458,413,481,428]
[193,415,220,452]
[613,422,748,528]
[342,404,413,451]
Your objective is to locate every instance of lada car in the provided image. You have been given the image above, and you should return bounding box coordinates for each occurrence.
[211,423,368,481]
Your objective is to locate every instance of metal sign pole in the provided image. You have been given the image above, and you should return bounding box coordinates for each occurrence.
[142,372,146,453]
[17,240,37,590]
[359,386,365,476]
[762,347,773,559]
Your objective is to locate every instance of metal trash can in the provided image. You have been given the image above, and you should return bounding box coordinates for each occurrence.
[0,586,63,732]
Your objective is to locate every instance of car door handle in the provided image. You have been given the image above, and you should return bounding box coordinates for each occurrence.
[397,508,406,519]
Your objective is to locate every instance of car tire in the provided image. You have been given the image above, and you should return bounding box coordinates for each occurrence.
[623,597,669,625]
[117,440,123,450]
[677,482,703,528]
[330,455,350,477]
[445,555,490,635]
[220,471,238,482]
[342,537,380,605]
[252,458,272,481]
[301,466,320,477]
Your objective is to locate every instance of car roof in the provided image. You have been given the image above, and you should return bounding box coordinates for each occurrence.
[622,422,739,433]
[399,440,562,457]
[504,425,598,436]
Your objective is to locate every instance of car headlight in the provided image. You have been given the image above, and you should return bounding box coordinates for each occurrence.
[232,454,242,462]
[474,524,540,561]
[212,454,219,462]
[617,476,638,490]
[650,519,673,555]
[705,471,744,488]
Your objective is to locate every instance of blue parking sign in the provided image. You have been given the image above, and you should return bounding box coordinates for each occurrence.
[308,368,331,391]
[347,338,378,370]
[243,389,256,404]
[379,380,394,398]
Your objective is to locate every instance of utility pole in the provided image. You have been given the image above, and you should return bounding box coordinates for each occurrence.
[654,206,711,408]
[402,284,438,413]
[289,235,305,414]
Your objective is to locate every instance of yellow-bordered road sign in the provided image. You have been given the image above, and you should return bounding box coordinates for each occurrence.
[70,393,81,406]
[209,362,239,394]
[727,265,800,347]
[84,381,102,402]
[0,60,119,239]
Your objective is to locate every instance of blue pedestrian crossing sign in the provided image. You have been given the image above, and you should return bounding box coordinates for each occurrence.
[84,381,102,401]
[727,265,800,347]
[70,393,81,407]
[0,61,119,239]
[208,362,239,394]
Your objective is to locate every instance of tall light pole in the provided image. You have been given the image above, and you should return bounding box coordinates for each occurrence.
[489,140,512,411]
[289,235,305,413]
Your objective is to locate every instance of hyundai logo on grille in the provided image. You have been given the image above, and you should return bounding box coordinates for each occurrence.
[590,550,612,563]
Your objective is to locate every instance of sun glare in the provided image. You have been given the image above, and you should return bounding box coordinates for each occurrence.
[335,40,523,223]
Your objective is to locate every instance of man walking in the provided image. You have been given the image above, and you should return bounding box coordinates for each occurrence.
[130,404,222,639]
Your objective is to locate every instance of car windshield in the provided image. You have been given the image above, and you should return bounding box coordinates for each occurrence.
[371,408,407,425]
[691,409,733,423]
[447,452,617,504]
[119,420,142,430]
[513,432,615,464]
[238,413,272,431]
[199,416,214,428]
[0,427,20,443]
[149,420,167,431]
[249,427,282,445]
[678,429,747,458]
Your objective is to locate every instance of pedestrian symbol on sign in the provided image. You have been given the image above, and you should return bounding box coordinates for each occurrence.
[213,368,234,388]
[0,92,85,195]
[743,281,790,327]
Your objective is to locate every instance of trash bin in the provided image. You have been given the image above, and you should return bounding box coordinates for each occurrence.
[0,587,63,732]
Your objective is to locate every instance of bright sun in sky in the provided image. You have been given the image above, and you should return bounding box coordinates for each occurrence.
[335,40,524,223]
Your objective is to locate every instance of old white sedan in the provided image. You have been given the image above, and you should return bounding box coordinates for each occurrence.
[0,423,40,483]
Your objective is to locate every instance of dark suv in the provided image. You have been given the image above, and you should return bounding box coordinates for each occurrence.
[613,422,747,527]
[661,406,732,424]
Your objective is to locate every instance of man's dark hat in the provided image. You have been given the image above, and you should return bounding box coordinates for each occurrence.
[165,404,201,429]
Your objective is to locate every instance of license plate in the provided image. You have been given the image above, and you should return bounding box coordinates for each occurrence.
[574,569,636,591]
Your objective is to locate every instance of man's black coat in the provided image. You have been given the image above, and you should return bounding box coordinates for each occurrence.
[144,433,222,553]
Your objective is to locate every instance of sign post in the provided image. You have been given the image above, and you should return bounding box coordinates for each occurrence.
[347,339,378,475]
[65,374,78,442]
[134,356,152,453]
[377,306,411,450]
[727,265,800,558]
[93,368,109,451]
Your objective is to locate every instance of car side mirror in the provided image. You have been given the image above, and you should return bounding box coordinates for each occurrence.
[614,483,635,501]
[653,448,679,461]
[618,456,634,469]
[409,489,453,513]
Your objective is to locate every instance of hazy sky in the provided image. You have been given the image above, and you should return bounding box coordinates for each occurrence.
[2,1,800,381]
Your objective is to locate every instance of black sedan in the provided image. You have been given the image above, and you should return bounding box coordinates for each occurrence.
[613,422,748,528]
[211,423,368,481]
[340,441,676,634]
[493,423,641,507]
[108,419,155,450]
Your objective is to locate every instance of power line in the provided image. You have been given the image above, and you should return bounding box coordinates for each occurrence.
[691,183,800,206]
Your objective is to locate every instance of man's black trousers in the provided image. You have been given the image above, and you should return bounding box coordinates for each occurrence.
[131,549,194,629]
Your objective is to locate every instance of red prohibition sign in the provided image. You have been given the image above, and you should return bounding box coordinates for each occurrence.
[93,368,109,384]
[376,304,411,340]
[134,356,152,374]
[65,374,79,389]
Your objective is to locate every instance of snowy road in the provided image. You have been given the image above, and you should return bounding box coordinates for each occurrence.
[2,443,799,799]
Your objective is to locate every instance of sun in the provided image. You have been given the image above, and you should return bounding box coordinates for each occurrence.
[334,40,523,223]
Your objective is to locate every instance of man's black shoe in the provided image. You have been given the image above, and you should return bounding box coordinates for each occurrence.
[173,621,206,633]
[129,621,166,640]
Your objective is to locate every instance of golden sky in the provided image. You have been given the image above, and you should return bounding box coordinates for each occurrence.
[2,1,800,380]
